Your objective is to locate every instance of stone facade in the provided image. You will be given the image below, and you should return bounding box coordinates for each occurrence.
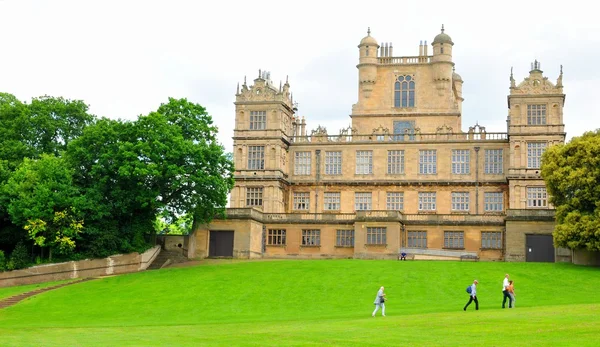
[194,27,569,262]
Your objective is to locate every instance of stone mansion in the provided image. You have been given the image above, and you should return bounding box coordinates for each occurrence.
[192,26,569,262]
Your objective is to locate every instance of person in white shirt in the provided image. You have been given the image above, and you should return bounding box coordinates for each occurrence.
[464,280,479,311]
[372,286,386,317]
[502,274,512,308]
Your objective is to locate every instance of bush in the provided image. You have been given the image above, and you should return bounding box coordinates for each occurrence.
[10,242,30,270]
[0,250,6,271]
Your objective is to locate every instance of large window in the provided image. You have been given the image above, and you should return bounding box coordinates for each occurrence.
[451,192,470,211]
[394,75,415,108]
[247,146,265,170]
[386,192,404,210]
[393,120,415,141]
[325,151,342,175]
[481,231,502,249]
[302,229,321,246]
[336,229,355,247]
[484,192,503,212]
[367,227,387,245]
[419,150,437,174]
[387,150,405,174]
[355,192,372,211]
[451,150,470,174]
[294,151,311,175]
[324,192,341,211]
[527,104,546,125]
[527,187,548,208]
[267,229,286,245]
[249,111,266,130]
[485,149,503,174]
[293,192,310,210]
[407,231,427,248]
[355,150,373,174]
[444,231,464,249]
[418,192,436,211]
[527,142,547,169]
[246,187,263,207]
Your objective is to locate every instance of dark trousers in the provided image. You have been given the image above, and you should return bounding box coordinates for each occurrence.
[502,290,512,308]
[464,295,478,310]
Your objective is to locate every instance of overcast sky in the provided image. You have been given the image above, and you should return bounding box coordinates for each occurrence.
[1,0,598,152]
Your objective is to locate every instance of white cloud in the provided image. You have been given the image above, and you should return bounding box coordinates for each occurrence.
[1,0,599,154]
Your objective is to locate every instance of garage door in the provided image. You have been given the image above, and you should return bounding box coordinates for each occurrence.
[525,234,555,262]
[209,230,234,257]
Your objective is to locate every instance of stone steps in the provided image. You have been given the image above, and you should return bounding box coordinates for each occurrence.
[147,250,189,270]
[0,277,96,310]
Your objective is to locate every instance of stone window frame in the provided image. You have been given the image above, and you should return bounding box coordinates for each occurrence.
[407,231,427,248]
[527,187,548,208]
[394,75,416,108]
[484,192,503,212]
[301,229,321,247]
[366,227,387,245]
[386,192,404,211]
[387,150,405,174]
[419,150,437,175]
[481,231,502,249]
[323,192,341,211]
[527,142,547,169]
[451,149,470,175]
[247,145,265,170]
[418,192,437,211]
[354,192,372,211]
[444,230,464,249]
[245,187,263,207]
[451,192,470,211]
[325,151,342,175]
[249,111,266,130]
[294,151,311,175]
[355,150,373,175]
[267,229,286,246]
[293,192,310,210]
[484,149,504,174]
[527,104,547,125]
[336,229,355,247]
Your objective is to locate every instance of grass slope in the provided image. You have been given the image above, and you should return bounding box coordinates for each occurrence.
[1,260,599,346]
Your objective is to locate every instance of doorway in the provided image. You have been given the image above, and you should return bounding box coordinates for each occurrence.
[525,234,555,262]
[209,230,234,257]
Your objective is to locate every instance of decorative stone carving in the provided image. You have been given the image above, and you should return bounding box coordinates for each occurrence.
[311,125,329,143]
[436,124,453,134]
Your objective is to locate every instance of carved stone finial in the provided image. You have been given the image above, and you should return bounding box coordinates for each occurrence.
[367,27,371,36]
[441,24,445,33]
[244,76,247,85]
[286,75,289,83]
[560,64,563,75]
[237,82,239,94]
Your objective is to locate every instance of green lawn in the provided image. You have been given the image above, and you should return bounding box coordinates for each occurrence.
[0,279,75,300]
[1,260,599,346]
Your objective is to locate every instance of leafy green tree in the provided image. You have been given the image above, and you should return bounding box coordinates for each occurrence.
[24,209,83,260]
[541,129,600,250]
[66,98,234,256]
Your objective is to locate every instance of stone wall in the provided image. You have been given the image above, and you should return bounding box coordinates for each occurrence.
[0,246,160,288]
[573,249,600,266]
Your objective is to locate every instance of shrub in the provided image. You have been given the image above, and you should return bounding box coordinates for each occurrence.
[10,242,30,270]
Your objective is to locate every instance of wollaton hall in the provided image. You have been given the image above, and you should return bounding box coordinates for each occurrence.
[191,26,569,263]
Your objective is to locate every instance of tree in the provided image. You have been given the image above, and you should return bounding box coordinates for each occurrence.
[65,98,234,255]
[24,209,83,260]
[541,129,600,251]
[1,154,83,258]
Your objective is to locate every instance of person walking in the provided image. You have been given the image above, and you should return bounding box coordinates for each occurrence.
[508,280,516,308]
[464,280,479,311]
[372,286,386,317]
[502,274,512,308]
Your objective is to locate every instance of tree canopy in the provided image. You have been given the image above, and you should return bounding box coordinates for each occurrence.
[0,93,234,266]
[541,129,600,251]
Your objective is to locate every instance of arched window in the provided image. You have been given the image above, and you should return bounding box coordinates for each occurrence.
[394,75,415,108]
